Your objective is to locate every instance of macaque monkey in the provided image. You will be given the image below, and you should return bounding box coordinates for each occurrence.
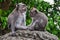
[8,3,28,35]
[28,7,48,31]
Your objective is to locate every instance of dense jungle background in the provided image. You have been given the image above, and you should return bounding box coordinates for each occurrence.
[0,0,60,40]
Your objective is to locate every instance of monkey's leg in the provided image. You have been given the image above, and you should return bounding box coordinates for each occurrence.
[21,26,28,29]
[16,25,28,30]
[10,21,16,36]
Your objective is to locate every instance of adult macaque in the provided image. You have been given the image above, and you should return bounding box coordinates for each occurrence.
[8,3,28,35]
[28,7,48,31]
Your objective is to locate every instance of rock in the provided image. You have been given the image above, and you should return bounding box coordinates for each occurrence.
[0,30,58,40]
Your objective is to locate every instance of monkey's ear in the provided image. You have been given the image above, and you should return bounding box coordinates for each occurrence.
[16,4,19,10]
[16,4,19,8]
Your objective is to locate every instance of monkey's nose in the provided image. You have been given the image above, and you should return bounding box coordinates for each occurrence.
[30,10,33,13]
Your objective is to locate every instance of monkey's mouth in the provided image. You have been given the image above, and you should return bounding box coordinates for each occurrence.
[21,7,26,11]
[23,7,26,10]
[19,8,26,13]
[23,8,26,11]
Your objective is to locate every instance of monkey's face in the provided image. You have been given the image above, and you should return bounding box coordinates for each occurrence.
[30,8,37,17]
[17,3,27,13]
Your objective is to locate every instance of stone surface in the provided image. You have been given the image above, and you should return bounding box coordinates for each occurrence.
[0,30,58,40]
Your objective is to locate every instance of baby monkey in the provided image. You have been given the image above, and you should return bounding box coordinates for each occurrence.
[28,7,48,31]
[8,3,28,35]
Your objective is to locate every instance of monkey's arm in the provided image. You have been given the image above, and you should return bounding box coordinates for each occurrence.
[28,18,38,27]
[31,20,38,27]
[24,13,26,26]
[27,19,38,30]
[23,12,26,26]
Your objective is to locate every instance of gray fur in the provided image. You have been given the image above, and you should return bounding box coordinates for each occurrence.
[8,3,27,34]
[28,8,48,31]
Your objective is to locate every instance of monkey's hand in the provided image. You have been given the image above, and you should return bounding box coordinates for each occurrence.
[31,20,38,27]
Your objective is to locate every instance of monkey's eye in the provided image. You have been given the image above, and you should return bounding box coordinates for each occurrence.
[22,4,26,7]
[23,5,26,6]
[34,10,37,13]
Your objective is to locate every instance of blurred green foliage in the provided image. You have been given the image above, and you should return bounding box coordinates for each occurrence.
[0,0,60,40]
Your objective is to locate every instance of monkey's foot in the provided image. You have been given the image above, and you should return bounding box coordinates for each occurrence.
[9,33,18,37]
[27,27,34,31]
